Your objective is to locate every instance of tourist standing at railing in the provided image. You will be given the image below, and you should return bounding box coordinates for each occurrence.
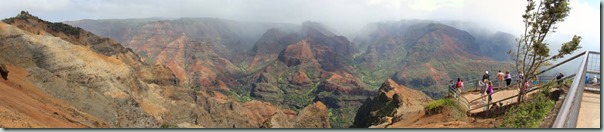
[455,78,462,97]
[505,71,512,89]
[497,71,505,88]
[486,81,493,109]
[479,79,487,102]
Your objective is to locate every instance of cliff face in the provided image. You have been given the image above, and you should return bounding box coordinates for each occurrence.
[352,79,432,128]
[0,12,331,128]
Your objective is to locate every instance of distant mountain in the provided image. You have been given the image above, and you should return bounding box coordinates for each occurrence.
[66,17,518,128]
[66,18,298,92]
[353,20,514,98]
[245,21,373,128]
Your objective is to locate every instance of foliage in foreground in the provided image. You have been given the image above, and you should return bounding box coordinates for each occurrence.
[498,91,555,128]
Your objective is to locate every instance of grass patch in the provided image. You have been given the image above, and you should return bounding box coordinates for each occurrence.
[424,98,467,121]
[425,98,456,115]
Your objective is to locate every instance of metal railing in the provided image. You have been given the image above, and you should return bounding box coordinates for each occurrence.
[461,51,600,121]
[448,86,471,111]
[552,51,600,128]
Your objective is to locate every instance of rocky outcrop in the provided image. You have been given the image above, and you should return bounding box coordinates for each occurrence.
[261,101,330,128]
[352,79,432,128]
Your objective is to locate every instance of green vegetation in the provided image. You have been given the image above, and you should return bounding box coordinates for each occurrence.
[425,98,455,115]
[48,22,81,37]
[305,82,320,96]
[2,11,35,24]
[424,98,467,120]
[424,98,455,113]
[498,92,555,128]
[283,90,314,111]
[329,107,358,128]
[230,89,253,103]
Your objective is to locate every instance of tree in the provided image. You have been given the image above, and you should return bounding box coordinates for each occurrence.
[509,0,581,102]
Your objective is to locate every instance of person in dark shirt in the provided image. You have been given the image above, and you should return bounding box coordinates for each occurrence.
[482,71,490,81]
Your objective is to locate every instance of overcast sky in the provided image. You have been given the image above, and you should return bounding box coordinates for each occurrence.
[0,0,600,51]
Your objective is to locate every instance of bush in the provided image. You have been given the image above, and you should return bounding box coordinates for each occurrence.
[498,92,555,128]
[47,22,81,37]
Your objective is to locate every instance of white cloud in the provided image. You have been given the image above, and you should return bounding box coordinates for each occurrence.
[0,0,598,50]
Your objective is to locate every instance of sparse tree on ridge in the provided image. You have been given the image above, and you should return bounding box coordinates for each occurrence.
[509,0,581,102]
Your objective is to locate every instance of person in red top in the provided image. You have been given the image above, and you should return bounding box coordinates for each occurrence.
[455,78,462,97]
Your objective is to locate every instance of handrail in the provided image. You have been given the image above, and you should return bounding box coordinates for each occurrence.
[447,85,471,111]
[468,82,519,103]
[468,85,546,112]
[466,50,591,103]
[552,51,591,128]
[536,51,587,76]
[467,73,577,112]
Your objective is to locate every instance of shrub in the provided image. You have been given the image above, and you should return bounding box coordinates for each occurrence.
[498,92,555,128]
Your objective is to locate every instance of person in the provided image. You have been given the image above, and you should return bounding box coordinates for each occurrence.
[497,70,505,88]
[455,78,462,97]
[482,71,490,81]
[524,79,531,93]
[556,73,564,85]
[505,71,512,89]
[480,79,487,101]
[586,75,590,84]
[592,75,598,84]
